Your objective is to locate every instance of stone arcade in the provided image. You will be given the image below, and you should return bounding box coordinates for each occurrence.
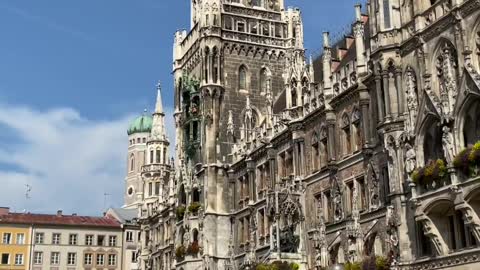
[123,0,480,269]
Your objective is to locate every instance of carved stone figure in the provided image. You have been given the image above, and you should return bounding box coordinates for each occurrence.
[227,110,234,136]
[404,143,417,176]
[442,126,455,165]
[405,67,419,133]
[279,224,300,253]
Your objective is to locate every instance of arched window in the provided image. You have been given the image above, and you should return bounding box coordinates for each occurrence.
[239,65,247,91]
[212,47,219,83]
[129,155,135,172]
[463,102,480,147]
[156,148,161,163]
[423,121,444,162]
[192,188,200,203]
[383,0,391,29]
[192,229,199,243]
[179,185,187,205]
[150,150,154,164]
[163,147,167,164]
[259,68,268,93]
[204,48,210,83]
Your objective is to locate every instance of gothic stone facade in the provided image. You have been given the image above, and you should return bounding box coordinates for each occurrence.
[136,0,480,270]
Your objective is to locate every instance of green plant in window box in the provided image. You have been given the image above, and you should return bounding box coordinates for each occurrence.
[411,159,447,185]
[176,206,186,221]
[175,245,186,259]
[188,202,202,215]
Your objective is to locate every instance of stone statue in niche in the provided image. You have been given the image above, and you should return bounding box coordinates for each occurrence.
[442,126,455,165]
[404,143,417,179]
[405,67,419,134]
[331,177,344,221]
[279,224,300,253]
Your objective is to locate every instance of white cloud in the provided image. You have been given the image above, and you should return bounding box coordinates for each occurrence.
[0,104,130,215]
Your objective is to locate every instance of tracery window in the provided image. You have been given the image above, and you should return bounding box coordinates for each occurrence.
[239,65,248,90]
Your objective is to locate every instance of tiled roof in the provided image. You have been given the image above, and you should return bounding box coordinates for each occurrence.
[0,212,121,229]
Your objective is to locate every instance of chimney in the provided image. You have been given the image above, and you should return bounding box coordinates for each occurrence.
[57,210,63,217]
[72,213,77,216]
[0,207,10,216]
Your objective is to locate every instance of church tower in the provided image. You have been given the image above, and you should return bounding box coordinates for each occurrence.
[125,111,152,209]
[172,1,303,270]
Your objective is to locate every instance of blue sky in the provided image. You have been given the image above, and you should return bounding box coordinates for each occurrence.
[0,0,364,216]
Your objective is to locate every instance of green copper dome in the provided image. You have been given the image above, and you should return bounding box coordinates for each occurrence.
[127,114,153,135]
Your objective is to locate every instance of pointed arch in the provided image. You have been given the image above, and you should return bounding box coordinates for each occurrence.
[259,67,271,94]
[129,154,135,172]
[238,65,248,92]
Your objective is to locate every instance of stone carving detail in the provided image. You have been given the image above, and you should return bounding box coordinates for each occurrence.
[331,176,344,222]
[227,110,234,136]
[367,162,380,210]
[385,205,399,266]
[441,126,455,165]
[404,143,417,179]
[436,43,458,118]
[456,203,480,243]
[278,197,302,253]
[312,214,328,268]
[405,67,419,134]
[417,214,449,256]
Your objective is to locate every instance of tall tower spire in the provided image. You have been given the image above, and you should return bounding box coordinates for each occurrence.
[150,82,168,143]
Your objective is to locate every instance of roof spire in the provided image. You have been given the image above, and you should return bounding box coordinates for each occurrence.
[155,81,164,115]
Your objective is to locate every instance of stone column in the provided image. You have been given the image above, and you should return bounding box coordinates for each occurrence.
[268,147,276,189]
[395,68,404,114]
[375,76,385,122]
[359,87,371,147]
[326,111,336,162]
[247,159,255,203]
[382,72,392,119]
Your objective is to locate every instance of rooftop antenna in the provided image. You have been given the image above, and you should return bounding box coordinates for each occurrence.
[24,184,32,213]
[103,192,111,212]
[25,184,31,199]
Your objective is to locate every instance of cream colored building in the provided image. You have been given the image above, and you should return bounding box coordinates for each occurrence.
[0,209,122,270]
[107,208,141,270]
